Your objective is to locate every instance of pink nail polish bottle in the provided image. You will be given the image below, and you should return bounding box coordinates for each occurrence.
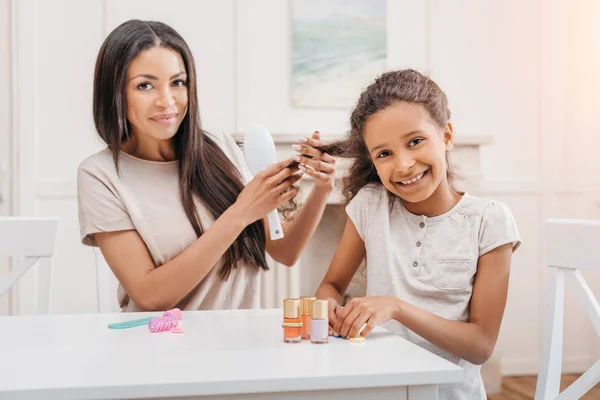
[311,299,328,344]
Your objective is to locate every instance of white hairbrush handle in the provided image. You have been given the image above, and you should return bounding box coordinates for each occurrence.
[267,210,284,240]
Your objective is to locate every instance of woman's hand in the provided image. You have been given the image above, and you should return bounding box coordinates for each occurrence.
[293,131,336,192]
[333,296,401,339]
[232,158,302,225]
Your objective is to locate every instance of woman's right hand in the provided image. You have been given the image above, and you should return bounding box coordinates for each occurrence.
[232,157,302,225]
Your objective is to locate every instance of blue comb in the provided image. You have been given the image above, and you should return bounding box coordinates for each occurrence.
[108,317,154,329]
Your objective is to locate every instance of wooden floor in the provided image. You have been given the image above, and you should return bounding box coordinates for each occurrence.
[487,374,600,399]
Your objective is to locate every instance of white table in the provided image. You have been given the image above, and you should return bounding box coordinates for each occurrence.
[0,309,463,399]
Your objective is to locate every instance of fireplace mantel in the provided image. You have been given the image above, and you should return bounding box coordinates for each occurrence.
[234,133,492,205]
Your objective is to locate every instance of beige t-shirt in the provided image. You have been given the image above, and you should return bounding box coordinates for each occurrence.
[346,184,521,400]
[77,131,261,312]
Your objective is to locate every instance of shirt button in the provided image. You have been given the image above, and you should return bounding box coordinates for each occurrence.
[416,241,422,247]
[419,222,425,228]
[413,261,419,267]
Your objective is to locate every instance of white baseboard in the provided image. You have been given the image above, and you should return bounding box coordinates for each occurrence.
[502,356,596,376]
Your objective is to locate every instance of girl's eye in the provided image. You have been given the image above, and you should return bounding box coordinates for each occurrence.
[408,138,424,147]
[377,150,391,159]
[137,83,153,91]
[173,79,186,87]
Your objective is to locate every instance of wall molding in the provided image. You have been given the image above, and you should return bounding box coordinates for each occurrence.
[36,181,77,199]
[232,132,494,146]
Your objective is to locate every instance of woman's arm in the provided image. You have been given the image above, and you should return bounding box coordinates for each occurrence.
[265,132,337,265]
[265,185,332,266]
[334,243,514,365]
[96,158,299,311]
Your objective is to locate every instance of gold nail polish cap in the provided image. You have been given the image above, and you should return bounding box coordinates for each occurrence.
[311,299,328,320]
[283,298,301,319]
[300,296,316,316]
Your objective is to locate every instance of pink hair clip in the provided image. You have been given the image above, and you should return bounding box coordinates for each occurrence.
[148,308,183,333]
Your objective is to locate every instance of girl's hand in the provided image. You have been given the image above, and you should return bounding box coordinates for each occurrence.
[333,296,401,339]
[324,297,342,336]
[292,131,336,191]
[232,158,302,225]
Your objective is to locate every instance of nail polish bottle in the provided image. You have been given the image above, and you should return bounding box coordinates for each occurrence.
[300,296,316,340]
[282,298,302,343]
[311,299,328,344]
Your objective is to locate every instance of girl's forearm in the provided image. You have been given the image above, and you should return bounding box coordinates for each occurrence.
[316,282,344,304]
[393,299,495,365]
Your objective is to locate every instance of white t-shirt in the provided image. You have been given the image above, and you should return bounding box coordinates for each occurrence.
[77,131,261,312]
[346,184,521,400]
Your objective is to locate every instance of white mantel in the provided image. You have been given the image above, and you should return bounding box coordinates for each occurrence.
[233,133,492,205]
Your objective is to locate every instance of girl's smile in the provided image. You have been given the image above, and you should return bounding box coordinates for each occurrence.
[395,167,430,188]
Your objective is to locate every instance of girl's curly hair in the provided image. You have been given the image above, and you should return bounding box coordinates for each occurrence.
[318,69,457,206]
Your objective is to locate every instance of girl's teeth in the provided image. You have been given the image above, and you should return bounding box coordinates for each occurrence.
[402,172,424,185]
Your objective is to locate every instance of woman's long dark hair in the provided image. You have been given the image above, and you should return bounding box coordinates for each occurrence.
[93,20,267,279]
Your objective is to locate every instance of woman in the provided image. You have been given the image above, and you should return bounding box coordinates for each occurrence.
[77,20,336,312]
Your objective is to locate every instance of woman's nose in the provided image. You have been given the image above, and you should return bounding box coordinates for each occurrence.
[155,88,176,108]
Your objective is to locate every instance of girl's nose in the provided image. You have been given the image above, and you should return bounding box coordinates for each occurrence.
[394,156,416,174]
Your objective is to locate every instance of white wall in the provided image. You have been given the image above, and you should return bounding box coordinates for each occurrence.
[6,0,600,376]
[0,0,11,315]
[476,0,600,375]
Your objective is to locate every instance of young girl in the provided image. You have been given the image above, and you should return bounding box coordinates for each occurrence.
[312,69,521,399]
[78,20,336,312]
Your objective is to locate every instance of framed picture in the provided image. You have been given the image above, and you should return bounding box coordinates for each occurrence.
[291,0,387,109]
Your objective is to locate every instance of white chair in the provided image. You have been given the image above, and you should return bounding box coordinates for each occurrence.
[93,247,120,313]
[0,217,59,314]
[535,218,600,399]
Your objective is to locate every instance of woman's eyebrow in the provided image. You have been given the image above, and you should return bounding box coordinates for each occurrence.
[130,71,185,81]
